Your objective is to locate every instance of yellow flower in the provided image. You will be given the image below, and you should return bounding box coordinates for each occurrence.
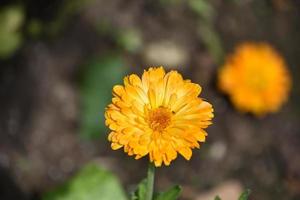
[105,67,214,167]
[218,42,291,115]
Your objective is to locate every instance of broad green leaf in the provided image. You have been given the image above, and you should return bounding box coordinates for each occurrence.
[79,55,127,139]
[154,185,181,200]
[214,195,222,200]
[130,179,147,200]
[238,189,251,200]
[43,163,127,200]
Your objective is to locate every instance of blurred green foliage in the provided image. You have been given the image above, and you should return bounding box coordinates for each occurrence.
[159,0,182,6]
[215,189,251,200]
[27,19,43,37]
[198,24,224,62]
[187,0,224,63]
[188,0,215,22]
[131,179,147,200]
[214,196,222,200]
[238,189,251,200]
[0,5,24,58]
[79,55,127,139]
[47,0,93,35]
[117,29,143,53]
[131,179,181,200]
[154,185,181,200]
[95,20,143,54]
[43,163,127,200]
[26,0,93,37]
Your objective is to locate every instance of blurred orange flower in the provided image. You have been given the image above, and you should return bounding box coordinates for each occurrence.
[105,67,214,167]
[218,42,291,116]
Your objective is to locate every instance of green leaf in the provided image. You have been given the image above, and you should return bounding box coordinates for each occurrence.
[130,179,147,200]
[79,55,127,139]
[154,185,181,200]
[214,195,222,200]
[42,163,127,200]
[238,189,251,200]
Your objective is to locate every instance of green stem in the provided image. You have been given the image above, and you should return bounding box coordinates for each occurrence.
[145,163,155,200]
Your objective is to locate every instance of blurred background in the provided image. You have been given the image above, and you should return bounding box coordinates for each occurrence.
[0,0,300,199]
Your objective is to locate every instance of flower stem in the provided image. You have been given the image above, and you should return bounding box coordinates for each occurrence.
[145,163,155,200]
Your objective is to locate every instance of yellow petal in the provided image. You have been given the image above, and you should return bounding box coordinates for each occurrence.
[178,147,192,160]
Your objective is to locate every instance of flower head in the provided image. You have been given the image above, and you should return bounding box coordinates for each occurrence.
[105,67,214,167]
[218,42,291,116]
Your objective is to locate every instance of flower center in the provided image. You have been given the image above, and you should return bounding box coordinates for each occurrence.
[148,107,172,132]
[246,68,269,91]
[248,76,266,90]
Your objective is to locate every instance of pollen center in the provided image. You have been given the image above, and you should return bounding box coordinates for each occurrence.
[148,107,172,132]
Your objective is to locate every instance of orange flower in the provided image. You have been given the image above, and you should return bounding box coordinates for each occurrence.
[218,42,291,115]
[105,67,214,166]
